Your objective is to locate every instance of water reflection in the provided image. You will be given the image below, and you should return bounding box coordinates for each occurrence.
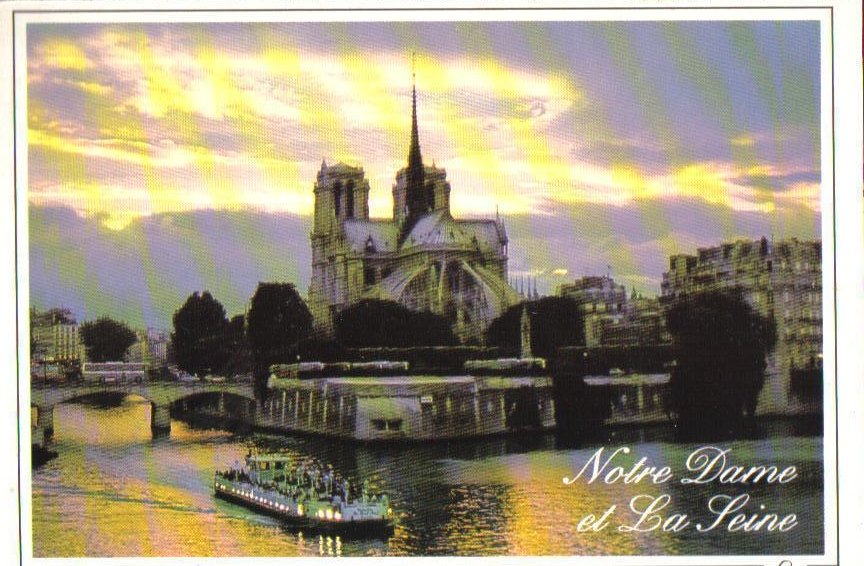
[32,398,823,557]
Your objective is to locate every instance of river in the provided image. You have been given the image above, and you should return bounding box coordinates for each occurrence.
[30,396,824,557]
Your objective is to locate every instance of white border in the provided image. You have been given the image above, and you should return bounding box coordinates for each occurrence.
[3,2,862,565]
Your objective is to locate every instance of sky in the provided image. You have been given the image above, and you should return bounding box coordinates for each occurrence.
[26,20,822,329]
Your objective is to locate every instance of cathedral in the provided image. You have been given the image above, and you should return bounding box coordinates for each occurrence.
[307,74,519,343]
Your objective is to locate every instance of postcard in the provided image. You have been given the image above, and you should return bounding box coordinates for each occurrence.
[2,1,862,565]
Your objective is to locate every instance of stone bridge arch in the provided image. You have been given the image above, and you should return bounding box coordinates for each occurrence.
[168,390,258,435]
[31,382,258,445]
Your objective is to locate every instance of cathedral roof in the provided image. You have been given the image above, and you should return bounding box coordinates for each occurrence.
[458,219,508,249]
[343,219,400,253]
[400,210,503,252]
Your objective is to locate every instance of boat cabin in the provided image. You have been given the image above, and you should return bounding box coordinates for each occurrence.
[246,454,293,484]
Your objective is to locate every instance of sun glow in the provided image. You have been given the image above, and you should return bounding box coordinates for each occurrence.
[27,23,817,232]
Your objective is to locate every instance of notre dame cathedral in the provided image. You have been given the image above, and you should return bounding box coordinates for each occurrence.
[308,74,519,343]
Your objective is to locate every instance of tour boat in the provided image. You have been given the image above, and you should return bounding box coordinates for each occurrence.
[214,453,394,536]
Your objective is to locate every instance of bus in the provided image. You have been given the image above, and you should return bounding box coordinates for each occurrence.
[81,362,147,384]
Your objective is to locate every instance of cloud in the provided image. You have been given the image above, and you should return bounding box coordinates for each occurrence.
[731,134,756,147]
[25,22,820,238]
[33,38,93,70]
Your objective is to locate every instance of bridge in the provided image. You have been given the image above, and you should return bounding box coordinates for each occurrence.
[31,380,258,446]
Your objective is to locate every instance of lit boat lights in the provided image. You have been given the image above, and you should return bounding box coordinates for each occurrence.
[218,480,380,524]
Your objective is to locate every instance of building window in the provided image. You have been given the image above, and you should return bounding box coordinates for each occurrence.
[426,181,435,211]
[346,180,355,218]
[333,181,342,216]
[364,267,376,286]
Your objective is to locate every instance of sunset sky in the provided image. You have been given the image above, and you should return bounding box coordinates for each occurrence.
[27,19,822,328]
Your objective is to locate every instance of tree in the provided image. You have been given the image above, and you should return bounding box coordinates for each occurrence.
[335,299,456,348]
[171,291,230,376]
[79,317,137,362]
[246,283,313,379]
[223,314,252,377]
[665,289,776,439]
[485,297,584,360]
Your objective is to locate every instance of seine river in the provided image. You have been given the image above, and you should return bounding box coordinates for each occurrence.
[31,397,824,557]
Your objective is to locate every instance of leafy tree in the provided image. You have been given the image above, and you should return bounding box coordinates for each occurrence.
[223,314,252,376]
[665,289,776,439]
[485,296,584,360]
[335,299,456,348]
[246,283,313,379]
[297,337,344,362]
[171,291,229,376]
[79,317,137,362]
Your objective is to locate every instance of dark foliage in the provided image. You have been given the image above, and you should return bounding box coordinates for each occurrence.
[246,282,313,380]
[79,317,137,362]
[666,289,776,440]
[485,297,584,360]
[335,299,456,348]
[297,338,345,362]
[171,291,230,376]
[555,344,674,375]
[790,359,823,404]
[223,314,252,376]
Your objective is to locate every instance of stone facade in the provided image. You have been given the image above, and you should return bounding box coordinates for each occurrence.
[661,237,822,414]
[308,79,518,342]
[31,308,83,364]
[127,328,169,366]
[558,276,668,348]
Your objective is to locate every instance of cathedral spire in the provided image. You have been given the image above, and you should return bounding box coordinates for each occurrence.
[403,52,427,228]
[409,54,422,170]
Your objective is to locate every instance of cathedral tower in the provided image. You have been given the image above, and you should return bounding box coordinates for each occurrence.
[312,161,370,235]
[309,161,371,332]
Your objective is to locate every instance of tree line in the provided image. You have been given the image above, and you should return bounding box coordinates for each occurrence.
[67,284,776,439]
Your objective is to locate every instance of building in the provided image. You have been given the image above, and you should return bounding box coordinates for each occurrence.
[308,74,518,342]
[127,328,169,366]
[262,369,555,441]
[661,237,822,414]
[557,276,667,348]
[558,275,626,347]
[558,275,626,315]
[30,308,84,364]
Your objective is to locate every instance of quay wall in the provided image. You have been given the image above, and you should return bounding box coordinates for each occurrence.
[259,374,555,441]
